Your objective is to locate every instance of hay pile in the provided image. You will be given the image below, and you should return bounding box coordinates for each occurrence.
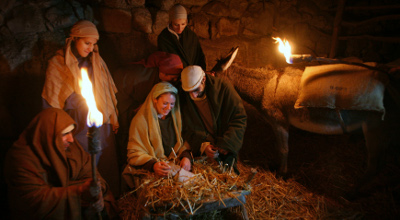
[239,163,328,219]
[118,159,251,219]
[118,159,345,219]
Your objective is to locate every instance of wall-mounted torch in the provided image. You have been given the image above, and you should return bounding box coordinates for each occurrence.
[80,67,103,219]
[272,37,385,71]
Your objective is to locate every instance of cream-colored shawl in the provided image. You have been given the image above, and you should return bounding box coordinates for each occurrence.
[127,82,187,166]
[42,22,118,127]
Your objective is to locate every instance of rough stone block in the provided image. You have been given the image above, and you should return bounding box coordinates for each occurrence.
[217,17,239,37]
[153,10,169,35]
[192,13,209,39]
[7,5,46,34]
[132,8,152,34]
[96,8,132,33]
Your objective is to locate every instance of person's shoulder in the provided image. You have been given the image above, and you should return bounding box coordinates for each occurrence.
[184,27,198,37]
[47,49,67,69]
[49,49,65,60]
[158,27,170,37]
[207,74,227,86]
[208,75,237,94]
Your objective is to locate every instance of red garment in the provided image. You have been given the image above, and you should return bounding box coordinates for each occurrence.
[4,108,116,219]
[133,51,183,75]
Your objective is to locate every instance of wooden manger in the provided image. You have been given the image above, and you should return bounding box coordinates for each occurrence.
[119,158,254,219]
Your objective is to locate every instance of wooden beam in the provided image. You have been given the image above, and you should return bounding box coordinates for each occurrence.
[344,5,400,11]
[342,14,400,27]
[338,35,400,43]
[329,0,346,58]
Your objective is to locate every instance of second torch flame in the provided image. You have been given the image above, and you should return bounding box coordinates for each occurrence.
[80,68,103,127]
[272,37,292,64]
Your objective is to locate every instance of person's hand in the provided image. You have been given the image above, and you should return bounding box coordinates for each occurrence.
[180,157,191,171]
[205,71,215,77]
[79,179,101,201]
[91,190,104,212]
[84,191,104,218]
[88,180,102,198]
[153,161,171,177]
[113,125,119,134]
[218,147,229,155]
[205,145,219,159]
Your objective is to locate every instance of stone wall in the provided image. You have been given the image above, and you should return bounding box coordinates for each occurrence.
[0,0,399,139]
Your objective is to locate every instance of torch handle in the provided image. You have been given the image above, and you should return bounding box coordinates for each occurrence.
[88,126,102,220]
[91,153,97,181]
[90,154,103,220]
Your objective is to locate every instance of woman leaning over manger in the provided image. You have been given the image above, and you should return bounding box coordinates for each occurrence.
[122,82,192,189]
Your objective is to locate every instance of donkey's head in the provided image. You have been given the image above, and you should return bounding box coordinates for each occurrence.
[211,47,239,76]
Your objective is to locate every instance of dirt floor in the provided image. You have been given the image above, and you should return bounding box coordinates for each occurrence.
[238,102,400,219]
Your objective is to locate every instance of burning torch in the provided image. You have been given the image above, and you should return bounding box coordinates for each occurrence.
[272,37,385,71]
[80,67,103,218]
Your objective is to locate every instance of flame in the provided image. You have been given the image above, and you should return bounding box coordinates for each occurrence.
[80,68,103,127]
[272,37,292,64]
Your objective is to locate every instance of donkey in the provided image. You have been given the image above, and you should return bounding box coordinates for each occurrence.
[212,47,398,190]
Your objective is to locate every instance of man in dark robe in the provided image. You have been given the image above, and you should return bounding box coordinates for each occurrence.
[4,108,117,219]
[180,65,247,174]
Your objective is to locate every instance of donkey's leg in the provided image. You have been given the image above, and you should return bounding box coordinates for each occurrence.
[273,124,290,177]
[362,113,386,179]
[353,112,386,193]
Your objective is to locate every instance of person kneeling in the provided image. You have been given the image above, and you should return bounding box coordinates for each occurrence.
[122,82,192,189]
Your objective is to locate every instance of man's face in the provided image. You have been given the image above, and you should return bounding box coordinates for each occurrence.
[170,19,187,34]
[188,76,206,99]
[62,132,74,150]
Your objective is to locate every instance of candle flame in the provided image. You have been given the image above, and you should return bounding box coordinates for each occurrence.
[80,68,103,127]
[272,37,292,64]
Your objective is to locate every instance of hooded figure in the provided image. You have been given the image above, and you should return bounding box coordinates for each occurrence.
[4,108,117,220]
[122,82,191,188]
[41,20,120,197]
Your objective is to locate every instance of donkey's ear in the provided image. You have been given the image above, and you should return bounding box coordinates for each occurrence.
[211,47,239,73]
[221,47,239,71]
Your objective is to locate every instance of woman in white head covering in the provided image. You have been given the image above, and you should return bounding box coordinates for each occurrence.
[122,82,192,187]
[41,20,121,197]
[157,4,207,71]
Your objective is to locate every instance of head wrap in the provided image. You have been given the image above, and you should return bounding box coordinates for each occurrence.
[169,4,187,21]
[153,81,178,99]
[134,51,183,75]
[61,124,75,135]
[181,65,205,91]
[69,20,99,40]
[42,19,119,128]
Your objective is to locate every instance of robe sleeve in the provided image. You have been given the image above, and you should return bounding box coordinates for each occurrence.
[4,150,82,219]
[126,118,157,166]
[214,81,247,155]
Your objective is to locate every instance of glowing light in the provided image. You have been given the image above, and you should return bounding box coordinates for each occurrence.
[80,68,103,127]
[272,37,292,64]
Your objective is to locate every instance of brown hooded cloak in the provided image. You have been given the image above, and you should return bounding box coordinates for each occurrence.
[4,108,116,219]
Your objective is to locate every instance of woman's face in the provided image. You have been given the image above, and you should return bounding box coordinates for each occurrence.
[170,19,187,34]
[74,37,98,57]
[154,93,176,118]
